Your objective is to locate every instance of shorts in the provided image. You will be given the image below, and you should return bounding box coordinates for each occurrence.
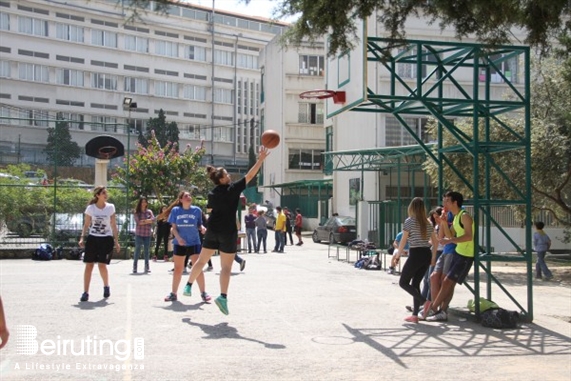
[202,230,238,254]
[83,235,114,264]
[433,252,453,274]
[294,226,302,235]
[173,244,201,257]
[446,251,474,284]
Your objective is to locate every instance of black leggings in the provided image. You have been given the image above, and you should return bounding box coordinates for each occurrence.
[399,247,431,316]
[154,229,170,257]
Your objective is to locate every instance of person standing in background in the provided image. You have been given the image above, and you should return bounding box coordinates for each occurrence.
[533,221,553,280]
[294,208,303,246]
[133,197,154,274]
[154,205,172,261]
[0,296,9,349]
[283,207,294,246]
[244,207,257,253]
[255,210,268,253]
[272,206,286,253]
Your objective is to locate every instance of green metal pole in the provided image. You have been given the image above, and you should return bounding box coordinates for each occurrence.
[524,47,533,321]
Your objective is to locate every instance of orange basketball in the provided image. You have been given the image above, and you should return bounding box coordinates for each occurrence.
[261,130,280,149]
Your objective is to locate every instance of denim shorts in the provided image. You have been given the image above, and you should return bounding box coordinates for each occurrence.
[433,252,453,274]
[446,251,474,284]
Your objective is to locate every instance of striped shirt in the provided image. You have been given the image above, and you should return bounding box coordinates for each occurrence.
[403,217,433,248]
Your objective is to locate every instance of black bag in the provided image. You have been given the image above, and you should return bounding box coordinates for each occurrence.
[387,246,395,255]
[68,247,84,260]
[481,308,519,329]
[365,254,382,270]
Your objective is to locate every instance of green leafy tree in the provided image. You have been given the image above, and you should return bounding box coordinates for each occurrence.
[44,116,81,167]
[423,58,571,228]
[140,109,179,150]
[129,0,571,56]
[247,145,257,186]
[113,132,210,204]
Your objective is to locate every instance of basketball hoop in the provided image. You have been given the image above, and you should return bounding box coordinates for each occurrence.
[98,146,118,159]
[299,89,346,104]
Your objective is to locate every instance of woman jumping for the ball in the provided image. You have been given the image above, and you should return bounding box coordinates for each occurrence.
[183,146,270,314]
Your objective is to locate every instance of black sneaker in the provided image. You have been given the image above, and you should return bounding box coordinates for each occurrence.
[80,292,89,302]
[164,292,177,302]
[103,286,110,298]
[240,260,246,272]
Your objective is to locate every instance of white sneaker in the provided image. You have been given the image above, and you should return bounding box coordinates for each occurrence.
[426,310,447,322]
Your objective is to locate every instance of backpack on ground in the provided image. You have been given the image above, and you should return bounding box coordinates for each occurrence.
[32,243,53,261]
[481,308,520,329]
[68,247,84,260]
[364,253,382,270]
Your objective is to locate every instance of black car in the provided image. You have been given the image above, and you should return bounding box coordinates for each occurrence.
[312,216,357,244]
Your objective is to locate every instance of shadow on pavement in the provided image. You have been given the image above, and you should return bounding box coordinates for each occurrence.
[182,318,286,349]
[338,320,571,365]
[72,299,112,310]
[160,301,205,312]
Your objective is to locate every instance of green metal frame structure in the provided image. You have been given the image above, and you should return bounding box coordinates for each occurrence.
[326,38,533,320]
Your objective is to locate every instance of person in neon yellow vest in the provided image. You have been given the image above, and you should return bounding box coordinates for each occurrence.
[423,191,474,322]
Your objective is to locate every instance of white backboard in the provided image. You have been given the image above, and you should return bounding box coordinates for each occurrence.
[325,19,368,118]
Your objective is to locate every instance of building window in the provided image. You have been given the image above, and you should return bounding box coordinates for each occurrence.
[385,115,424,146]
[298,103,324,124]
[183,84,207,100]
[56,68,84,87]
[58,112,85,130]
[19,16,48,36]
[155,81,179,98]
[91,73,117,90]
[214,88,233,104]
[125,35,149,53]
[299,55,324,76]
[91,29,117,48]
[19,63,49,82]
[237,53,258,69]
[186,45,206,61]
[56,23,84,42]
[155,40,178,57]
[480,53,519,84]
[19,109,49,127]
[0,60,10,78]
[288,149,323,170]
[214,49,234,66]
[90,115,117,132]
[396,48,439,79]
[214,126,233,142]
[0,12,9,30]
[124,77,149,94]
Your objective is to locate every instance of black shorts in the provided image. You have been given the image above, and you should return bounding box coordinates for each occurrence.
[173,244,201,257]
[294,226,302,235]
[446,251,474,284]
[202,230,238,254]
[83,235,114,264]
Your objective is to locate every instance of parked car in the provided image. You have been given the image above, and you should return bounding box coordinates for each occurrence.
[23,170,47,184]
[5,213,47,237]
[0,172,20,181]
[312,216,357,244]
[56,178,93,191]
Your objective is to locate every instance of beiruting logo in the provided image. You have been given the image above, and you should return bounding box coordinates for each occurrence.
[16,325,144,361]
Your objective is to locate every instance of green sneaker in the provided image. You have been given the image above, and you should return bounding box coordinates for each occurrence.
[183,284,192,297]
[214,296,229,315]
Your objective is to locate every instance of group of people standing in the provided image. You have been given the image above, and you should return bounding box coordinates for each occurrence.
[244,205,304,254]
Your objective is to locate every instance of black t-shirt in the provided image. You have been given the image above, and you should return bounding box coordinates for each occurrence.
[206,177,246,233]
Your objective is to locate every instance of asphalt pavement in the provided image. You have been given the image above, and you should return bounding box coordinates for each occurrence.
[0,236,570,381]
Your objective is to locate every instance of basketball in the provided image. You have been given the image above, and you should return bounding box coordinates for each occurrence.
[261,130,280,149]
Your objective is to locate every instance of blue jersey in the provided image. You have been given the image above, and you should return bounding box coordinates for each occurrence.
[395,231,410,250]
[442,211,457,254]
[168,205,202,246]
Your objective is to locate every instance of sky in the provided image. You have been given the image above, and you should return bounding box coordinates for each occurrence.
[180,0,298,22]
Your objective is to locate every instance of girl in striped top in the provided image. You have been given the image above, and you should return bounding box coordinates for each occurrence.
[396,197,438,323]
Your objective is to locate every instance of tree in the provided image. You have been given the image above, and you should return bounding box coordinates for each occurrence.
[44,115,81,166]
[140,109,180,150]
[113,131,210,204]
[132,0,571,56]
[248,145,258,187]
[423,57,571,228]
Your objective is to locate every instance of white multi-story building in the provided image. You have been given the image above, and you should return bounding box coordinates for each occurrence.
[0,0,287,168]
[259,36,326,210]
